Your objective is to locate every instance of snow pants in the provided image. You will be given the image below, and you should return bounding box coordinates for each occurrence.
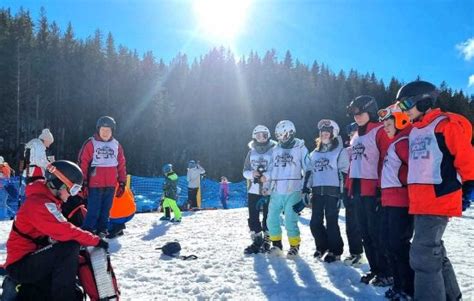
[82,187,115,233]
[6,241,81,301]
[267,191,301,247]
[247,193,269,234]
[343,194,363,255]
[410,215,461,301]
[163,197,182,220]
[310,193,344,256]
[386,206,414,296]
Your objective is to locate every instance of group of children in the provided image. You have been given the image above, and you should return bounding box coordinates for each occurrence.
[242,80,474,301]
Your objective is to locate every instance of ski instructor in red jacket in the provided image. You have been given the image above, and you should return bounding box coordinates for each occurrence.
[78,116,127,236]
[4,160,108,301]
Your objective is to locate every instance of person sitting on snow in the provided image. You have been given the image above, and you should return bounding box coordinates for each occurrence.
[160,163,182,222]
[2,160,108,300]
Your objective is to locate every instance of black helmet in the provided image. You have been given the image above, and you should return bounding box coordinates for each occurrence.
[96,116,116,131]
[347,95,379,120]
[396,81,438,113]
[45,160,84,196]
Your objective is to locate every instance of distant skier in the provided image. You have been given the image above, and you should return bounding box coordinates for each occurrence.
[187,160,205,209]
[267,120,309,258]
[219,176,229,209]
[23,128,54,183]
[242,125,276,254]
[160,163,181,223]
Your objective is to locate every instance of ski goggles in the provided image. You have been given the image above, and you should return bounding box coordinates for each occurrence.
[317,119,332,129]
[397,91,437,111]
[254,132,269,143]
[59,183,82,196]
[377,108,393,121]
[47,164,82,196]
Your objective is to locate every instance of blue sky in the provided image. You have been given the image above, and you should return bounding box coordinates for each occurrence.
[4,0,474,95]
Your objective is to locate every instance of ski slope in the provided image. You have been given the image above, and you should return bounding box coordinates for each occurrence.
[1,208,473,300]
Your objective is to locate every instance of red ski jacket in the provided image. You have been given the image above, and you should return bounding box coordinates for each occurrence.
[78,134,127,188]
[381,125,412,207]
[4,181,100,267]
[408,109,474,217]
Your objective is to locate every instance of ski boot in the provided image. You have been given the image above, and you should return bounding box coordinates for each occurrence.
[160,215,171,221]
[360,271,376,284]
[313,249,327,259]
[343,253,364,267]
[371,275,394,287]
[170,218,181,223]
[261,232,271,253]
[268,240,284,256]
[287,245,300,259]
[323,252,341,263]
[244,232,263,255]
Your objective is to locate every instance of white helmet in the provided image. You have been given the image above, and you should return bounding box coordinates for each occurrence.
[252,125,270,142]
[275,120,296,143]
[317,119,340,137]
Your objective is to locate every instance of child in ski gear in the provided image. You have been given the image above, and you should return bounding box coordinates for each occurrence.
[219,176,229,209]
[23,128,54,182]
[346,95,393,286]
[342,122,365,267]
[307,119,349,263]
[78,116,127,236]
[378,104,414,299]
[243,125,276,254]
[268,120,309,258]
[397,80,474,301]
[187,160,205,209]
[162,163,182,222]
[3,160,107,301]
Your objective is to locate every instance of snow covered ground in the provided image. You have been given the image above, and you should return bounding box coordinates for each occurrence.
[1,207,473,300]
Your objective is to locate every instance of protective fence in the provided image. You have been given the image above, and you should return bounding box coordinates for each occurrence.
[0,176,250,220]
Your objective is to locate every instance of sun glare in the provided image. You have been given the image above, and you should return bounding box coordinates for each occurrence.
[193,0,252,42]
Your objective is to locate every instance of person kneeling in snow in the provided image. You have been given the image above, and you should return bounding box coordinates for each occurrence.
[2,160,108,301]
[267,120,309,258]
[160,163,182,222]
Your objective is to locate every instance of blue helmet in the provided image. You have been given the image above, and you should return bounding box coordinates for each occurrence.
[162,163,173,175]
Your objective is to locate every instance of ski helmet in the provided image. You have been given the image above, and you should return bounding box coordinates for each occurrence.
[317,119,340,137]
[45,160,83,196]
[275,120,296,143]
[346,95,379,120]
[188,160,196,169]
[252,125,270,143]
[396,80,438,113]
[162,163,173,175]
[96,116,116,131]
[377,104,411,130]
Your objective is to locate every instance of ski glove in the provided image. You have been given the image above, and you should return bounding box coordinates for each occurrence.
[293,200,306,214]
[96,238,109,250]
[115,182,126,198]
[302,186,311,194]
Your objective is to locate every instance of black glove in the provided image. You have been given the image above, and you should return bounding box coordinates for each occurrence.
[302,186,311,194]
[115,182,126,198]
[96,238,109,250]
[293,200,306,213]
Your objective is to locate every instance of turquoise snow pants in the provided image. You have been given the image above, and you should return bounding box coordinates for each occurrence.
[267,191,302,246]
